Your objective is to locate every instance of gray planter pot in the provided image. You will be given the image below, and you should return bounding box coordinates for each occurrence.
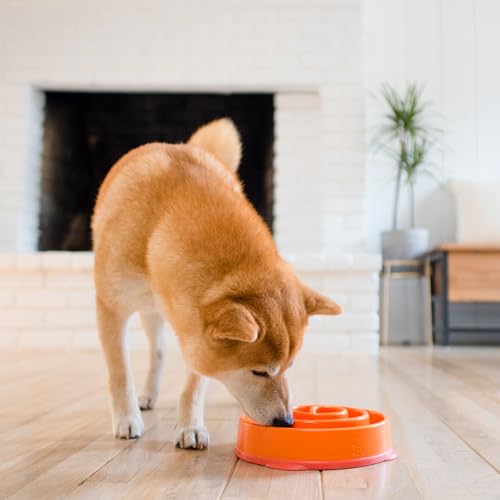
[381,228,429,260]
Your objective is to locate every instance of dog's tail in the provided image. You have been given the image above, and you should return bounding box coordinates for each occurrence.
[188,118,241,172]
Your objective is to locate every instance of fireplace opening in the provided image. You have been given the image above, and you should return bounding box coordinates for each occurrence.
[38,92,274,250]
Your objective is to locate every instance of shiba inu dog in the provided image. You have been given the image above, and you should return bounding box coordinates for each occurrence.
[92,118,341,449]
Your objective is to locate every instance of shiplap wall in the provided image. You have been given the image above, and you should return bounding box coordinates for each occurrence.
[364,0,500,253]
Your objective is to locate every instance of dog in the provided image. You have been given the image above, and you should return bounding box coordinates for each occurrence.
[92,118,342,449]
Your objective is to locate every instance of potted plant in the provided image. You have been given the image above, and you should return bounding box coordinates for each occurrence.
[375,83,439,259]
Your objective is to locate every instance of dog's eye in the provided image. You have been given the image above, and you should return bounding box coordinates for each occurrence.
[251,370,269,378]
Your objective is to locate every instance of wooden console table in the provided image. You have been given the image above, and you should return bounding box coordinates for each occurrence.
[428,244,500,345]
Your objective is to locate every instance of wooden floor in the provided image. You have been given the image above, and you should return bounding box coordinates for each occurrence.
[0,347,499,499]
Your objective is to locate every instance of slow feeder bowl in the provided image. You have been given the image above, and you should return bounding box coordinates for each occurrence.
[235,405,397,471]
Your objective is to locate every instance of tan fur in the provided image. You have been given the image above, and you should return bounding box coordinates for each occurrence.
[188,118,242,172]
[92,118,341,445]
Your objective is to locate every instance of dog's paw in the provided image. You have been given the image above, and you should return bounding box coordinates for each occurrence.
[114,413,144,439]
[174,425,209,450]
[139,393,157,411]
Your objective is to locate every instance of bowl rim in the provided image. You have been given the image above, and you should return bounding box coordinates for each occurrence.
[240,406,389,433]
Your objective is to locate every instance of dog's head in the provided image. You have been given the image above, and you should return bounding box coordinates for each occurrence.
[191,271,342,426]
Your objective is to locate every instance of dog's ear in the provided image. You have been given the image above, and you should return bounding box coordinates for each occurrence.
[302,285,343,316]
[205,300,259,343]
[188,118,242,172]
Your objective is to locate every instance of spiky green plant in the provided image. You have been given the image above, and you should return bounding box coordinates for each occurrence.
[376,83,438,230]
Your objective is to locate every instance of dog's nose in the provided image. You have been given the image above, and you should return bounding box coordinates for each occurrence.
[272,416,294,427]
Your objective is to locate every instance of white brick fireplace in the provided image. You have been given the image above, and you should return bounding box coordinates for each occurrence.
[0,0,381,353]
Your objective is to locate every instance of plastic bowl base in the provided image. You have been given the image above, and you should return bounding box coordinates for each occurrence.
[236,447,398,471]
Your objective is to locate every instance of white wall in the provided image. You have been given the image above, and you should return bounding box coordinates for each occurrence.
[0,0,383,354]
[363,0,500,253]
[0,0,366,254]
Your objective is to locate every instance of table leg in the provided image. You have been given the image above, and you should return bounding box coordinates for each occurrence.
[441,253,450,346]
[424,258,433,345]
[381,263,392,346]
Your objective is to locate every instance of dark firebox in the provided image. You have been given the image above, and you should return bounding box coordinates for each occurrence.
[38,92,274,250]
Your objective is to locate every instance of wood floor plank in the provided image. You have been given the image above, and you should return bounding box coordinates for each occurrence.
[382,348,500,473]
[426,348,500,395]
[0,353,177,498]
[221,461,322,500]
[4,356,238,498]
[0,416,106,498]
[378,354,500,499]
[0,380,103,432]
[1,347,498,500]
[316,354,421,499]
[67,420,237,500]
[322,460,421,500]
[318,349,500,499]
[12,419,173,500]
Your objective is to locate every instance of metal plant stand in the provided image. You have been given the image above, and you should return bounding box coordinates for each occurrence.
[380,259,433,346]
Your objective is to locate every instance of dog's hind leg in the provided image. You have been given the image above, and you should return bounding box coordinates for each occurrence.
[96,298,144,439]
[138,311,165,410]
[174,371,209,449]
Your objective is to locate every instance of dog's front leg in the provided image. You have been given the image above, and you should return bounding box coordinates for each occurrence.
[174,371,209,449]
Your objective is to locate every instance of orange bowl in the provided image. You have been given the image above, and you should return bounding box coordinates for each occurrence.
[235,405,397,470]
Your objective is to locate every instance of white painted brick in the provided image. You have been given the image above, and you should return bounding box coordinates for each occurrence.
[1,310,45,328]
[275,93,321,109]
[327,232,364,252]
[73,329,100,350]
[128,330,149,350]
[17,290,69,309]
[302,333,350,353]
[45,309,96,328]
[0,271,44,289]
[351,254,382,271]
[298,273,324,291]
[15,253,42,270]
[41,251,72,269]
[0,192,23,210]
[348,293,379,312]
[0,290,15,306]
[325,254,354,270]
[328,292,349,308]
[45,271,94,289]
[0,331,18,348]
[71,252,94,270]
[18,329,73,350]
[330,313,379,332]
[292,253,327,272]
[69,290,96,308]
[307,315,325,333]
[324,273,379,293]
[325,198,362,214]
[341,214,365,229]
[349,333,380,354]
